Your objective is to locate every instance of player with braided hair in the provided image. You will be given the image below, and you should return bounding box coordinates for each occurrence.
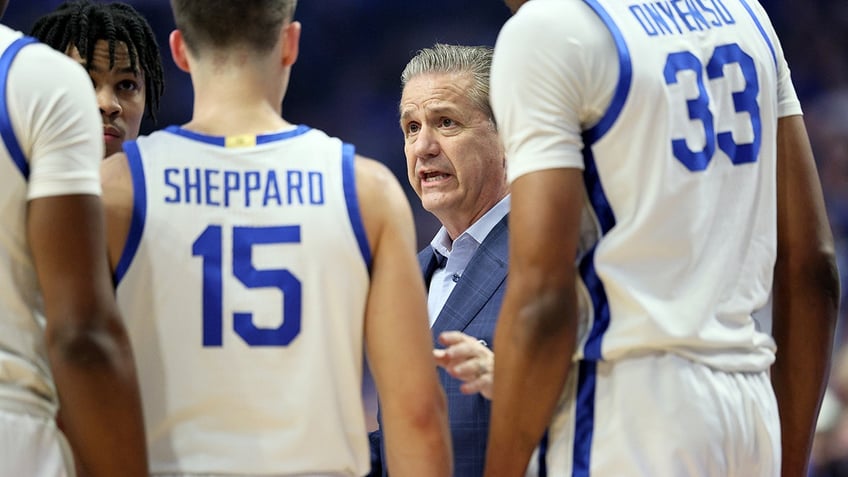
[0,0,148,473]
[31,0,164,157]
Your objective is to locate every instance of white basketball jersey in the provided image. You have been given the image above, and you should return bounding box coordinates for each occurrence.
[493,0,800,372]
[115,126,372,476]
[0,26,102,416]
[575,0,799,372]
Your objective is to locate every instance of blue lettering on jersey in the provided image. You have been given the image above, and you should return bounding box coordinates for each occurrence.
[308,171,324,205]
[287,170,303,205]
[205,169,220,206]
[224,171,240,207]
[245,171,261,207]
[675,0,711,31]
[629,0,735,36]
[711,0,736,24]
[655,2,683,33]
[630,4,669,35]
[162,167,326,208]
[264,170,281,207]
[194,224,303,347]
[185,167,202,204]
[696,0,722,26]
[164,168,181,203]
[664,43,762,171]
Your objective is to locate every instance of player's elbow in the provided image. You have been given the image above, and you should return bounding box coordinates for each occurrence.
[814,250,841,310]
[775,242,841,312]
[46,309,131,371]
[512,267,579,345]
[381,382,451,459]
[386,382,449,433]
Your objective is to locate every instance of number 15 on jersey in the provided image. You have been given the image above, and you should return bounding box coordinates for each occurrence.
[192,225,303,347]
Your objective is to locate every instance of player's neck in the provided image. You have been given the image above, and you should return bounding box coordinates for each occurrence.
[186,72,290,136]
[184,102,290,137]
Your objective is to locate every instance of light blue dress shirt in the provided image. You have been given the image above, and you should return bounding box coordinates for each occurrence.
[427,195,510,327]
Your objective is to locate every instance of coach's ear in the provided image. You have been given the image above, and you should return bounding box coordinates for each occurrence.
[169,29,191,73]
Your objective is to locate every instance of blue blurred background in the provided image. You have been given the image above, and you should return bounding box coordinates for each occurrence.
[5,0,842,252]
[4,1,847,472]
[3,0,515,247]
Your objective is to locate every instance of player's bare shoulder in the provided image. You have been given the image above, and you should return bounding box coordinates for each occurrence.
[354,153,398,187]
[353,154,409,210]
[352,154,416,245]
[101,152,133,204]
[100,151,135,271]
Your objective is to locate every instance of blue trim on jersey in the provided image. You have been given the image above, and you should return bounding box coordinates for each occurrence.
[580,134,615,359]
[581,0,632,142]
[573,360,598,477]
[0,36,37,179]
[341,143,372,271]
[537,431,549,477]
[114,141,148,285]
[579,244,611,360]
[738,0,777,67]
[164,124,312,146]
[581,135,616,236]
[572,137,613,477]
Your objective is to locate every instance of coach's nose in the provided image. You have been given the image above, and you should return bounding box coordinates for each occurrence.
[411,124,441,159]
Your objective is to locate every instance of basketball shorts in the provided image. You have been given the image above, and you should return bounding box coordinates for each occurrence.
[527,351,780,476]
[0,403,75,477]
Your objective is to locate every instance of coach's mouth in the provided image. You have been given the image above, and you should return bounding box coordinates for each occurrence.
[419,169,453,186]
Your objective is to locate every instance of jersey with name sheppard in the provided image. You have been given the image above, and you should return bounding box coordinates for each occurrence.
[162,146,327,209]
[113,124,373,474]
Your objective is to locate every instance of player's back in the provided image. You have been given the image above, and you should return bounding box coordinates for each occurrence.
[567,0,799,370]
[115,126,372,476]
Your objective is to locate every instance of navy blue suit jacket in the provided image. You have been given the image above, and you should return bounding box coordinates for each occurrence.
[369,215,509,477]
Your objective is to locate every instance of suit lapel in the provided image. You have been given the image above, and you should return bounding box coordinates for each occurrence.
[418,248,442,289]
[430,215,508,340]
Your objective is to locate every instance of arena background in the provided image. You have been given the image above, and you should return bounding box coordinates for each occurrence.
[5,0,848,470]
[4,1,841,253]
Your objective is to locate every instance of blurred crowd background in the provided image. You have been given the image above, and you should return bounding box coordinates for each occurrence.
[4,0,514,246]
[4,1,846,474]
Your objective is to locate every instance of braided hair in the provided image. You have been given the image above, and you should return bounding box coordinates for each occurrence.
[31,0,164,122]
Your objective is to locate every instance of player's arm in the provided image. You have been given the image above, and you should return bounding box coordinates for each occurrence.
[771,114,839,477]
[484,168,583,476]
[356,155,452,476]
[485,2,593,473]
[28,195,148,477]
[20,45,148,476]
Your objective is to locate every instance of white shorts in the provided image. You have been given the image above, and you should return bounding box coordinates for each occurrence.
[528,352,780,476]
[0,405,75,477]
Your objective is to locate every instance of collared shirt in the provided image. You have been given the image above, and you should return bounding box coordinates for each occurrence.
[427,195,510,327]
